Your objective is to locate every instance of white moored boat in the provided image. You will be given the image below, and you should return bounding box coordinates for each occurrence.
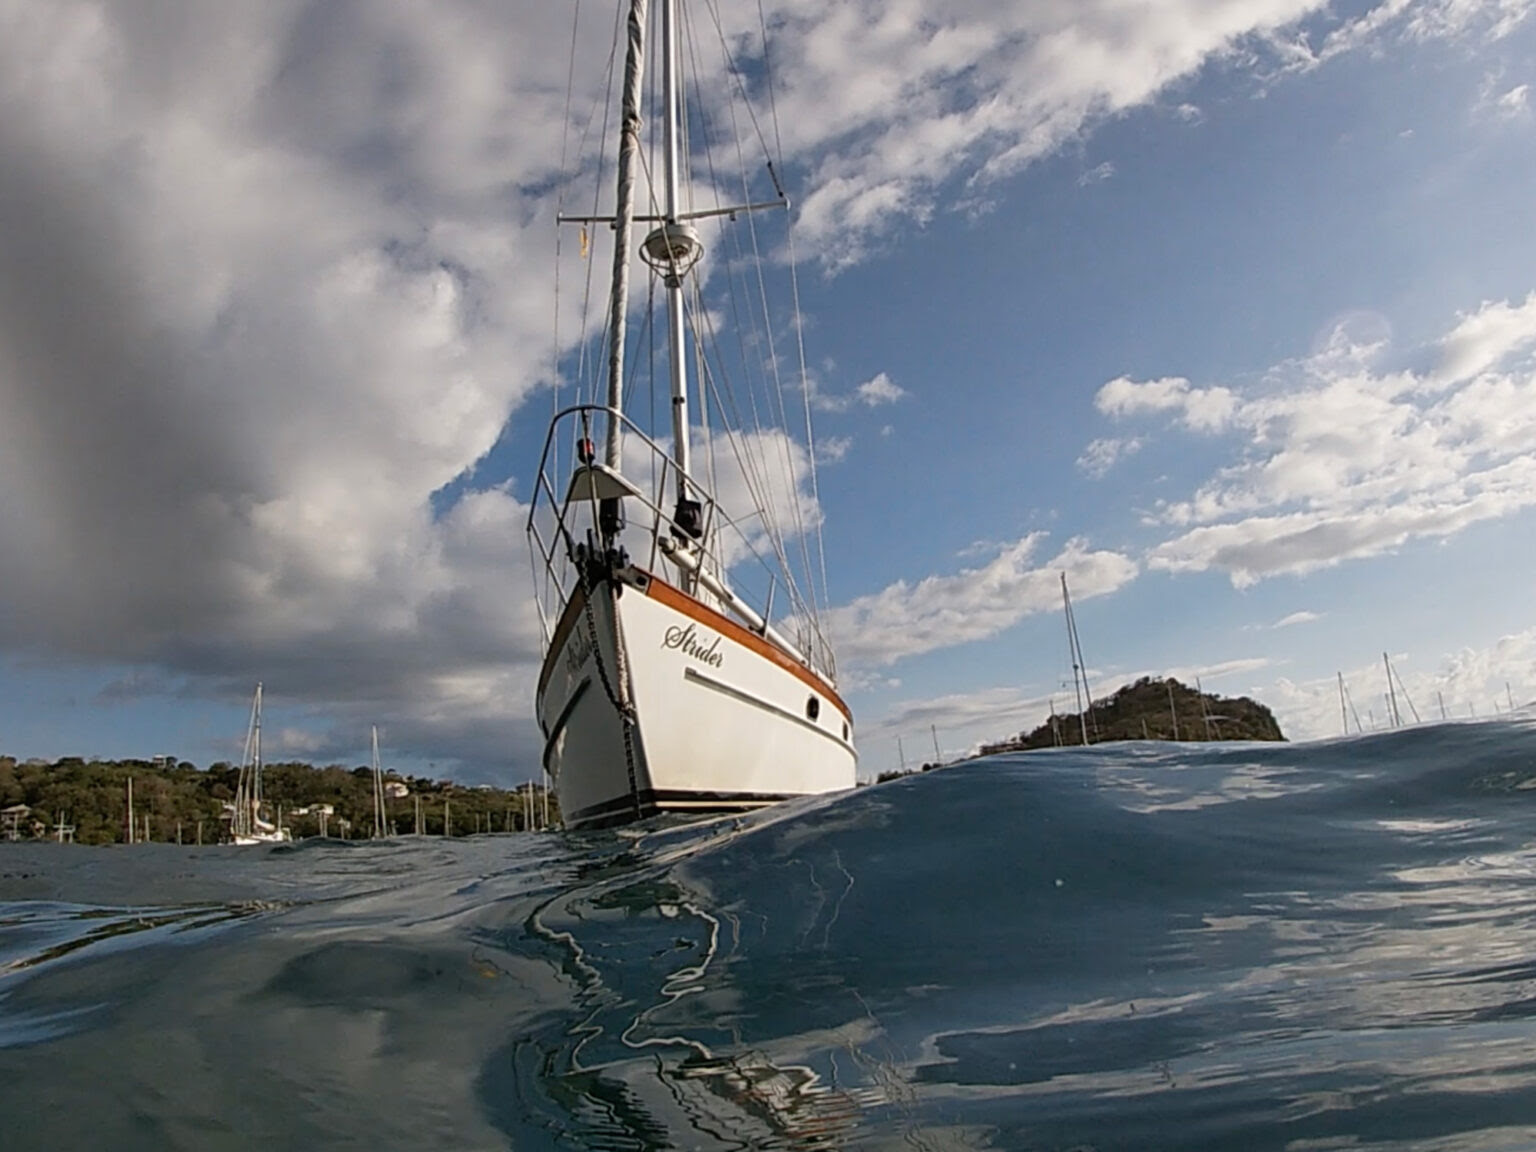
[528,0,856,830]
[227,682,291,845]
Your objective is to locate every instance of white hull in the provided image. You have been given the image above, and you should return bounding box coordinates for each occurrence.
[538,570,856,829]
[232,829,290,846]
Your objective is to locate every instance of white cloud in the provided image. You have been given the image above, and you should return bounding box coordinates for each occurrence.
[1242,610,1321,632]
[813,370,908,412]
[755,0,1344,269]
[1493,81,1531,117]
[873,685,1048,743]
[1272,610,1322,629]
[1173,657,1274,681]
[1316,0,1536,63]
[1096,375,1237,432]
[1405,0,1536,43]
[1433,292,1536,385]
[273,727,327,758]
[816,435,853,464]
[1312,311,1394,361]
[753,0,1535,269]
[824,535,1138,667]
[1110,295,1536,586]
[856,371,907,406]
[864,684,1063,770]
[1078,161,1115,186]
[1097,375,1194,415]
[1150,471,1536,586]
[1077,436,1143,478]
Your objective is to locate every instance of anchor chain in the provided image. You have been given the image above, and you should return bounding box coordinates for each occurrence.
[577,552,643,820]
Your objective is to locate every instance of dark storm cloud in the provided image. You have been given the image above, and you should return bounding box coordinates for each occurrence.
[0,119,262,654]
[0,1,567,779]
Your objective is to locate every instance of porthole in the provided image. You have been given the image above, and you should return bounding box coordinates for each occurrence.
[806,695,821,721]
[842,721,849,741]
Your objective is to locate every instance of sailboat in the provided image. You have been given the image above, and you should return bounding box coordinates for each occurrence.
[527,0,857,829]
[228,683,291,845]
[1061,573,1096,745]
[370,725,389,838]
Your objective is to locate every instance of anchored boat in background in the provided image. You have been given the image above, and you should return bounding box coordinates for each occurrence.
[528,0,856,830]
[228,683,291,845]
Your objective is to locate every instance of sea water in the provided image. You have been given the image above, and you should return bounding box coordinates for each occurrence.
[5,722,1536,1149]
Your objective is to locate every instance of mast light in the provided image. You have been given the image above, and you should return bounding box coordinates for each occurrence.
[641,221,703,280]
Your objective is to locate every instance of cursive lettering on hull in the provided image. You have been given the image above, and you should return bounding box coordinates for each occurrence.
[661,622,724,668]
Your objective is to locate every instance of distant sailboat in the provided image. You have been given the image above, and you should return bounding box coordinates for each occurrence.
[1382,652,1421,727]
[1338,671,1364,735]
[228,683,291,845]
[1061,574,1095,744]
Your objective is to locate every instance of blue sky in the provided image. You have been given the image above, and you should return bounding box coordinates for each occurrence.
[2,0,1535,782]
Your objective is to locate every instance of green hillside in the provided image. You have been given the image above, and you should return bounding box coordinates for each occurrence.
[981,676,1286,754]
[0,755,552,845]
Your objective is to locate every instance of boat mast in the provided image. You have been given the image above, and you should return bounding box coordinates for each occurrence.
[659,0,691,497]
[252,682,264,818]
[641,0,706,537]
[1061,573,1091,745]
[1383,652,1402,728]
[372,725,386,838]
[604,0,649,471]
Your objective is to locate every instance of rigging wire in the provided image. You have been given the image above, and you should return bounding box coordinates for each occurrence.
[701,0,783,172]
[741,0,835,645]
[690,288,816,624]
[539,0,591,628]
[675,4,726,586]
[553,0,584,420]
[676,0,804,620]
[536,1,626,631]
[695,3,799,580]
[645,267,663,569]
[701,0,824,636]
[686,239,811,623]
[698,0,800,553]
[754,0,788,170]
[692,0,834,653]
[733,97,819,639]
[686,22,776,523]
[576,2,627,410]
[782,219,831,661]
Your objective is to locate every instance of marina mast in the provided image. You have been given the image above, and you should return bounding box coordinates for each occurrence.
[1061,573,1093,745]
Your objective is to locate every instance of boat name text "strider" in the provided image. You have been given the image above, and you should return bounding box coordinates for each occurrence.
[662,623,724,668]
[566,628,593,677]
